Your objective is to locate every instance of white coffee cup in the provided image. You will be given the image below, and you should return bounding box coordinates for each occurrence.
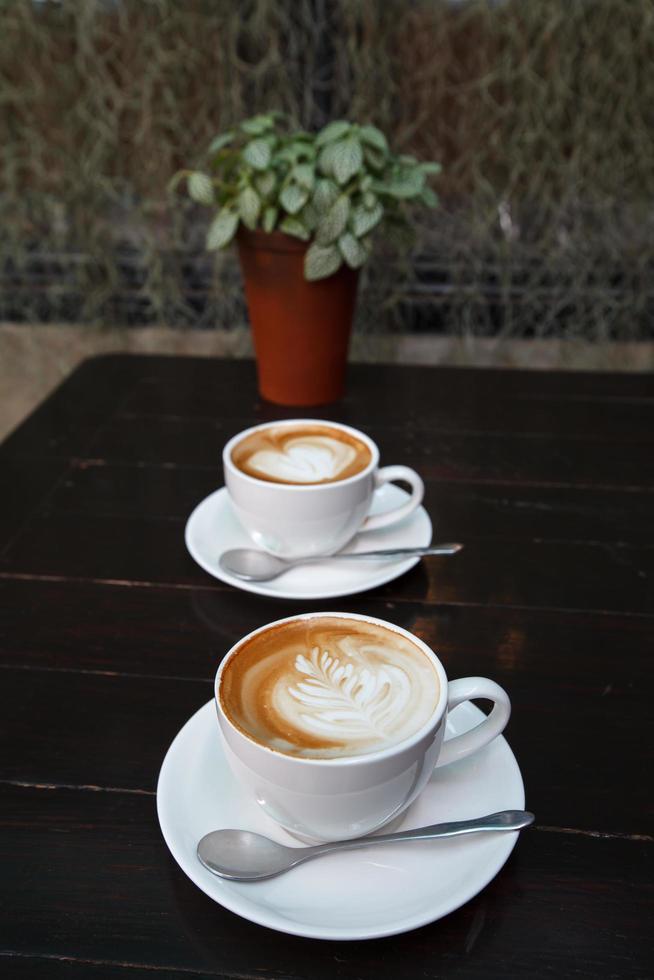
[223,419,424,559]
[215,612,511,842]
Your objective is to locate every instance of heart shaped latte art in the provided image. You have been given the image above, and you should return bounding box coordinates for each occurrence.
[248,436,357,483]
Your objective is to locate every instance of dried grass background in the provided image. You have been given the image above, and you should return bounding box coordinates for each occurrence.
[1,0,653,339]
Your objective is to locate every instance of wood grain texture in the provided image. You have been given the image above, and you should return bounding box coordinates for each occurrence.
[0,958,228,980]
[0,595,651,835]
[1,785,652,980]
[81,412,654,486]
[1,354,652,979]
[0,354,144,461]
[5,355,654,458]
[2,508,652,613]
[40,460,654,543]
[1,577,651,680]
[0,459,69,552]
[118,359,654,426]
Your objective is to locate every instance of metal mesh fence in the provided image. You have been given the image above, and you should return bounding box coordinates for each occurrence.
[1,0,652,339]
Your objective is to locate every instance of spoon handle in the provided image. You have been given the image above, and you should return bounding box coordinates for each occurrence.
[324,544,463,561]
[307,810,534,859]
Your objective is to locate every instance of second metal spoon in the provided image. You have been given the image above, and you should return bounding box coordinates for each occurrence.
[197,809,534,881]
[219,543,463,581]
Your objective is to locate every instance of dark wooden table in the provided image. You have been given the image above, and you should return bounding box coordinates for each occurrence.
[1,354,652,979]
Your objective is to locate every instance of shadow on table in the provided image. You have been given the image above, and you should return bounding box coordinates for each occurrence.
[188,562,431,645]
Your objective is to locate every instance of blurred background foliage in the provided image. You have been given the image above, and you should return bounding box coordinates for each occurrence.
[1,0,653,340]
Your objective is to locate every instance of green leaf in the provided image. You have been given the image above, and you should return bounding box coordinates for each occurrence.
[255,171,276,197]
[296,144,315,161]
[280,183,309,214]
[292,164,315,190]
[207,132,235,154]
[363,144,386,171]
[238,186,261,229]
[396,168,426,197]
[280,216,310,241]
[206,208,239,249]
[315,119,351,147]
[277,145,300,163]
[312,178,339,213]
[240,114,275,135]
[304,242,342,281]
[338,232,367,269]
[359,125,388,153]
[363,191,378,209]
[352,202,383,237]
[316,194,350,245]
[318,140,342,177]
[420,186,439,207]
[262,205,278,232]
[243,138,271,170]
[187,172,214,206]
[299,201,318,231]
[375,168,425,199]
[277,142,314,164]
[333,137,363,185]
[420,162,442,176]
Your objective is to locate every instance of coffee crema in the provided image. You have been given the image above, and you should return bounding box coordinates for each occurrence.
[219,616,441,759]
[230,424,372,485]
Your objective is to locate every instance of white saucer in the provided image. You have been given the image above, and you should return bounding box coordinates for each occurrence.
[157,701,525,941]
[184,485,432,599]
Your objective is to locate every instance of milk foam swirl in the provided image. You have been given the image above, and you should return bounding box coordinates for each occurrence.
[230,424,372,485]
[219,617,441,759]
[283,645,411,741]
[248,436,356,483]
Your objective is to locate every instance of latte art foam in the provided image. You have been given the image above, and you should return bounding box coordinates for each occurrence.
[219,617,441,759]
[230,424,372,485]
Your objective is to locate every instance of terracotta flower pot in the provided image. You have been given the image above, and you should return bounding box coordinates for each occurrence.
[236,228,359,406]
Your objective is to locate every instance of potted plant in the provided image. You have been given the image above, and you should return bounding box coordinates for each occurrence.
[174,112,440,405]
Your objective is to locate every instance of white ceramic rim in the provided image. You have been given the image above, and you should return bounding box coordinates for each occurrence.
[214,611,449,767]
[223,418,380,490]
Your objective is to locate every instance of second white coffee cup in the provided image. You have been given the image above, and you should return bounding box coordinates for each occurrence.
[223,419,424,559]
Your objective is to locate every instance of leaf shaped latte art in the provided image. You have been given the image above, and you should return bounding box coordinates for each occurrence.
[287,646,411,741]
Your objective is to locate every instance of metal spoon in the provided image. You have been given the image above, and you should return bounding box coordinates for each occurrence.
[197,809,534,881]
[219,543,463,582]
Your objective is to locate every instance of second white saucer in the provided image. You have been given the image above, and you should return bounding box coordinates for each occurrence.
[157,700,525,941]
[184,484,432,600]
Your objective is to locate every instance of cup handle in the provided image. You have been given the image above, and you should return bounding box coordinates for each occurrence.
[360,466,425,532]
[436,677,511,767]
